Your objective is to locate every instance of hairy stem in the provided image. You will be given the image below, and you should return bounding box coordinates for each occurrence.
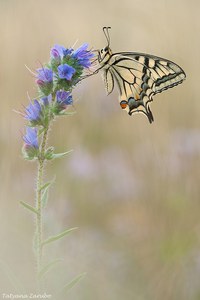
[35,126,49,286]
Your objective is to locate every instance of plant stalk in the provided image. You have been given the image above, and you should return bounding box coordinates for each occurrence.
[35,125,49,286]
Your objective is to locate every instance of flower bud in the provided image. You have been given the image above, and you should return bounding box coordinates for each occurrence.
[36,67,53,96]
[53,90,73,114]
[25,100,43,126]
[22,127,39,160]
[45,147,54,160]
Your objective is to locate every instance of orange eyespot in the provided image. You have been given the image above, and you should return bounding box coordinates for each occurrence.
[120,100,128,109]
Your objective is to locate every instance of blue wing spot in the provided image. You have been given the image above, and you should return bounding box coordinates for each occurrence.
[128,97,143,110]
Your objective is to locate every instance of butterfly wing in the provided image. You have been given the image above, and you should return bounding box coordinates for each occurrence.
[104,52,186,122]
[102,68,115,94]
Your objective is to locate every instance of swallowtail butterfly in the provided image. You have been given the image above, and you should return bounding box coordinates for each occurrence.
[96,27,186,123]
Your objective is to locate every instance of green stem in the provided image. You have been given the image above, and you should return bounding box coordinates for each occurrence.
[35,125,49,286]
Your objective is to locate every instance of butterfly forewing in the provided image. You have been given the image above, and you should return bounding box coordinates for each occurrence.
[120,52,186,95]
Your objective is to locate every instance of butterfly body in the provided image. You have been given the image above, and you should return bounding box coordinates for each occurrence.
[97,27,186,123]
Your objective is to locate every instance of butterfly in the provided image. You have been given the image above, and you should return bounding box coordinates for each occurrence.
[95,27,186,123]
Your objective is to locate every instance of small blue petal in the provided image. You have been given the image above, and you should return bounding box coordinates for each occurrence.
[56,90,73,105]
[41,95,52,106]
[36,68,53,83]
[55,91,73,112]
[72,43,94,68]
[50,44,66,59]
[23,127,38,149]
[72,43,88,58]
[25,99,42,122]
[63,48,73,56]
[51,45,73,59]
[57,64,76,80]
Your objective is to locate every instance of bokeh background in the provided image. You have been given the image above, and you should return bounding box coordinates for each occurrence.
[0,0,200,299]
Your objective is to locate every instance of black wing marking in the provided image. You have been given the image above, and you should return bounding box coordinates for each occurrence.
[114,52,186,95]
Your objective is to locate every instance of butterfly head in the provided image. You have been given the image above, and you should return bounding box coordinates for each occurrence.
[98,45,112,61]
[98,27,112,64]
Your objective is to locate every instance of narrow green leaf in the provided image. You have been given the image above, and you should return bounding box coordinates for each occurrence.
[62,272,86,293]
[39,178,55,192]
[40,178,55,208]
[42,227,78,247]
[20,201,38,215]
[41,189,48,209]
[51,149,73,159]
[38,259,62,279]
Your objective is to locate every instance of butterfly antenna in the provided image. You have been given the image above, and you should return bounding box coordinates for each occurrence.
[103,27,111,47]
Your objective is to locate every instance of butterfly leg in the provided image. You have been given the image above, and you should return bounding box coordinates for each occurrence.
[79,65,104,82]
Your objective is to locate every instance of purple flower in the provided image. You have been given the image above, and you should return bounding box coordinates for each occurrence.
[41,95,52,106]
[56,91,73,106]
[72,43,94,68]
[53,91,73,114]
[25,100,42,122]
[51,45,64,59]
[63,48,73,56]
[57,64,76,80]
[23,127,38,149]
[50,45,73,60]
[36,67,53,95]
[36,68,53,86]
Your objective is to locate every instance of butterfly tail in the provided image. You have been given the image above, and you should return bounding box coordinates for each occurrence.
[146,104,154,124]
[129,105,154,123]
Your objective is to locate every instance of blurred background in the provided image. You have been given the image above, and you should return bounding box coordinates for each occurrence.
[0,0,200,299]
